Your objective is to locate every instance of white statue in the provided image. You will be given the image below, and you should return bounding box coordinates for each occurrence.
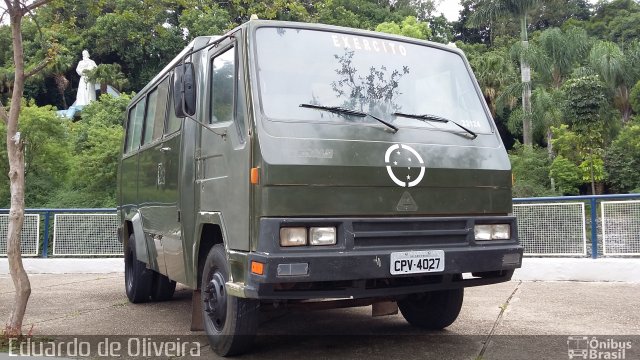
[75,50,97,106]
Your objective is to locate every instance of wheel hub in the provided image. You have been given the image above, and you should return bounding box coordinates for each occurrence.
[203,271,227,331]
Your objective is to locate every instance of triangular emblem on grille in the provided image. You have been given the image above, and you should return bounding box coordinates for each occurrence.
[396,191,418,211]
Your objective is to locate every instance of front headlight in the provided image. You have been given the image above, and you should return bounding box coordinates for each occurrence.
[310,227,336,245]
[280,227,307,246]
[474,224,511,241]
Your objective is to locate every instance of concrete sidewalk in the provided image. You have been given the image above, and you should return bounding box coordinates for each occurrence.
[1,257,639,282]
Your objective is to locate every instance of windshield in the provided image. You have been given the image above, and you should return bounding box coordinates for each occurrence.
[254,27,493,134]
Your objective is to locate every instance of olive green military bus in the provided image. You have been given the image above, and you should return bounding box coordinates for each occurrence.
[117,19,523,356]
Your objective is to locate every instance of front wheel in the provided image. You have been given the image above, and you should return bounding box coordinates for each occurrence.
[399,287,464,330]
[201,244,259,356]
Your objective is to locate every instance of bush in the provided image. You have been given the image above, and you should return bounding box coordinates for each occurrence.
[604,124,640,193]
[550,155,582,195]
[509,143,555,197]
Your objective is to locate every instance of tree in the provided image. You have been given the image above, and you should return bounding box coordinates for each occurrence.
[604,124,640,193]
[589,40,640,123]
[508,142,554,197]
[454,0,493,44]
[469,49,517,117]
[85,63,128,94]
[533,27,591,89]
[375,16,431,40]
[583,0,640,43]
[468,0,541,146]
[0,0,55,338]
[561,75,609,194]
[48,51,74,109]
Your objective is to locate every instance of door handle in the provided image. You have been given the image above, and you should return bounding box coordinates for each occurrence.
[159,147,171,152]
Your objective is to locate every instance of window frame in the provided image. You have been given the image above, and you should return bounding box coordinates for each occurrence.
[208,44,237,126]
[124,99,146,154]
[140,75,171,149]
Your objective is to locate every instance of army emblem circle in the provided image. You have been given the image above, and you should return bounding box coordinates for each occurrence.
[384,144,425,187]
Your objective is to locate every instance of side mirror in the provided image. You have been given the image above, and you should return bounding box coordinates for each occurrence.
[172,62,196,117]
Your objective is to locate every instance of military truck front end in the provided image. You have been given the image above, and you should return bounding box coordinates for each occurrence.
[231,23,522,300]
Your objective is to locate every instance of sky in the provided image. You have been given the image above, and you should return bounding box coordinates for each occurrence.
[436,0,464,22]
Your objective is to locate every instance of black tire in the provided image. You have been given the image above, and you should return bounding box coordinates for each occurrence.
[151,272,177,301]
[399,287,464,330]
[201,244,259,356]
[124,233,153,303]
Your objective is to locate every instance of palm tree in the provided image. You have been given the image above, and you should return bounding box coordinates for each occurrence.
[470,49,518,117]
[49,53,74,109]
[534,27,591,90]
[86,63,128,95]
[589,40,639,123]
[468,0,541,146]
[530,27,592,155]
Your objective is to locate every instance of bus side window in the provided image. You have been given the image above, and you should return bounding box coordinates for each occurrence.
[142,77,170,145]
[210,46,235,124]
[125,100,145,153]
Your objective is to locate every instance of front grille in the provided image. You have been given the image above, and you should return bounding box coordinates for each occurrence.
[351,218,471,248]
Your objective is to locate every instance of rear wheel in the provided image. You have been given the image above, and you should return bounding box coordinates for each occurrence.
[124,233,153,303]
[399,287,464,330]
[201,244,259,356]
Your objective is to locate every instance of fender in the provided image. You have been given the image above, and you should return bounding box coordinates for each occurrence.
[131,212,153,266]
[191,211,247,286]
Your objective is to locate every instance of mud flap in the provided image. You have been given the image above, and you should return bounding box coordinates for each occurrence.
[191,290,204,331]
[372,301,398,317]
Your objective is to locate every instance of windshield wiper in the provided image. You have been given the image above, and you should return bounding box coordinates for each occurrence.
[300,103,398,133]
[393,112,477,139]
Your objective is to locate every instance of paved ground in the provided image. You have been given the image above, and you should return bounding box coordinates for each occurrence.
[1,274,639,359]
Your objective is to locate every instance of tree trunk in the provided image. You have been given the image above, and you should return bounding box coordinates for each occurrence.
[54,73,69,109]
[4,6,31,338]
[519,16,533,147]
[620,86,631,123]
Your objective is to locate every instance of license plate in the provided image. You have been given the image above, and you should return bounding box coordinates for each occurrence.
[390,250,445,275]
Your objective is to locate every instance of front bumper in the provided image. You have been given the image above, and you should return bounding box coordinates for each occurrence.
[228,216,523,300]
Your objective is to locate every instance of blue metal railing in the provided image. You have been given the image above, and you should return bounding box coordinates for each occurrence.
[2,195,640,258]
[513,194,640,259]
[0,208,116,258]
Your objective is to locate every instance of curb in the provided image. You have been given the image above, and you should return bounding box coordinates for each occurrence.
[1,258,639,283]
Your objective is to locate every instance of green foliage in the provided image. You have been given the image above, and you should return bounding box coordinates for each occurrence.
[579,155,606,182]
[79,93,131,127]
[508,143,554,197]
[583,0,640,43]
[64,94,129,206]
[550,124,581,163]
[631,80,640,113]
[179,3,231,38]
[85,63,128,92]
[314,0,411,30]
[0,95,129,208]
[375,16,431,40]
[604,124,640,193]
[549,155,582,195]
[0,101,70,207]
[561,75,608,127]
